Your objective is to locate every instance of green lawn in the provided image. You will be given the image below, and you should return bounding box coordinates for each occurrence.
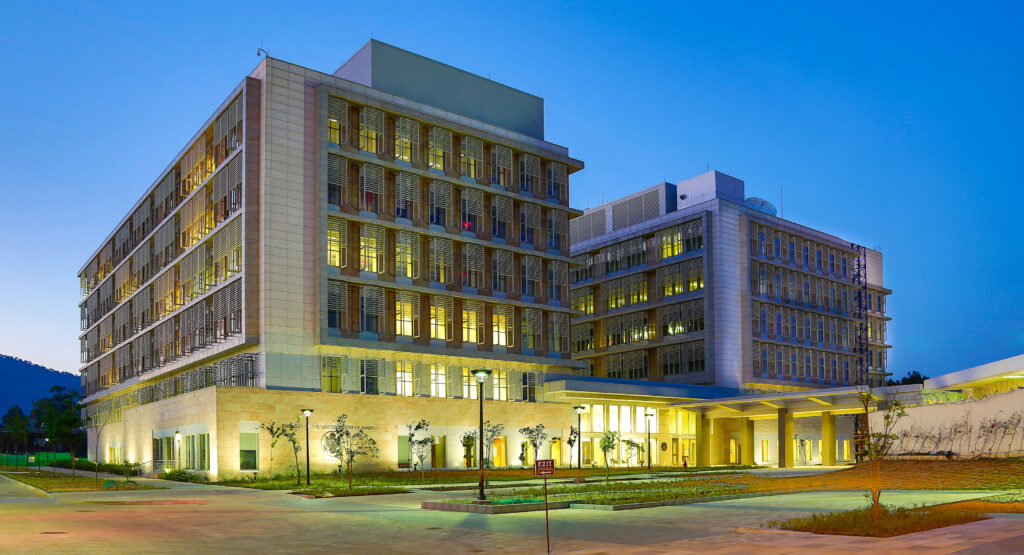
[764,505,986,537]
[486,478,744,505]
[2,471,163,492]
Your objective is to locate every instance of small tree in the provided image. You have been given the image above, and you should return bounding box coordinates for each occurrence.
[262,420,302,484]
[460,431,476,467]
[622,439,643,474]
[857,386,907,523]
[86,414,109,484]
[566,425,579,460]
[2,406,29,469]
[406,419,432,480]
[42,387,82,478]
[322,414,380,489]
[518,424,548,468]
[599,430,620,481]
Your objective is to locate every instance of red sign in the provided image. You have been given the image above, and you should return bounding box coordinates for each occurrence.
[535,459,555,476]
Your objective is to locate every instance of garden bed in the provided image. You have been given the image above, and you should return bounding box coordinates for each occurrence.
[289,484,408,498]
[1,471,164,493]
[761,504,988,537]
[422,499,581,514]
[570,488,821,511]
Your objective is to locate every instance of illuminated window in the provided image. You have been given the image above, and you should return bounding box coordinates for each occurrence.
[462,300,483,344]
[429,296,452,341]
[327,96,347,146]
[430,365,447,397]
[395,117,417,163]
[395,231,419,279]
[492,370,508,401]
[429,237,452,284]
[592,404,605,432]
[239,432,258,471]
[572,288,594,314]
[321,355,343,392]
[359,225,384,273]
[358,107,382,154]
[492,305,513,347]
[395,291,418,338]
[462,368,479,399]
[396,363,414,396]
[327,219,346,268]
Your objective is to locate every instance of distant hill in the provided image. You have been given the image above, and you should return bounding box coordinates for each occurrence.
[0,355,80,413]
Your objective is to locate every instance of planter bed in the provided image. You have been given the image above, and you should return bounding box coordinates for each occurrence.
[570,487,822,511]
[421,499,581,514]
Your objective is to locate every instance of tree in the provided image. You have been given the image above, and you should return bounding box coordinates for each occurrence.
[262,420,302,484]
[41,387,82,478]
[518,424,548,468]
[599,430,620,482]
[322,414,380,489]
[2,406,29,468]
[886,371,928,386]
[460,431,476,467]
[406,419,432,480]
[857,386,907,523]
[622,439,643,475]
[86,414,109,484]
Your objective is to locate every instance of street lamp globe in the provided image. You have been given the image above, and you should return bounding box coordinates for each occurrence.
[472,368,492,383]
[302,409,313,418]
[573,405,585,414]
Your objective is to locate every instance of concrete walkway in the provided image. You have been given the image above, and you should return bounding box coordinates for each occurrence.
[0,470,1020,553]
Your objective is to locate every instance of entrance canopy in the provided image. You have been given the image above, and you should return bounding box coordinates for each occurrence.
[925,353,1024,390]
[544,375,741,406]
[671,386,879,419]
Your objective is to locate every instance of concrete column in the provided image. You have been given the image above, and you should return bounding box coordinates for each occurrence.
[696,413,710,467]
[777,408,794,468]
[821,412,836,466]
[740,417,755,465]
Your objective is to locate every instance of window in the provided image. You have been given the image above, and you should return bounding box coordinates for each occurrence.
[572,256,594,283]
[395,117,418,163]
[660,220,702,259]
[429,296,453,341]
[521,371,539,402]
[660,298,705,336]
[395,173,418,220]
[490,145,512,188]
[492,305,513,346]
[571,288,594,314]
[359,164,383,214]
[520,203,539,245]
[359,224,385,274]
[548,261,567,301]
[396,362,414,396]
[521,256,541,297]
[430,364,447,397]
[492,369,508,400]
[462,300,483,344]
[550,312,569,353]
[460,136,482,179]
[327,281,347,332]
[360,358,381,394]
[429,237,453,284]
[461,188,482,233]
[659,258,703,298]
[321,355,343,392]
[359,286,383,334]
[659,341,705,375]
[428,127,451,171]
[239,432,258,471]
[547,210,567,252]
[788,241,795,263]
[522,308,542,350]
[327,219,348,268]
[429,181,451,227]
[519,154,539,194]
[395,231,419,279]
[829,253,836,275]
[395,291,419,338]
[461,368,479,399]
[328,154,347,207]
[491,196,511,240]
[572,324,594,351]
[327,96,347,146]
[546,161,566,200]
[359,107,382,153]
[492,250,513,293]
[802,245,809,268]
[816,249,822,271]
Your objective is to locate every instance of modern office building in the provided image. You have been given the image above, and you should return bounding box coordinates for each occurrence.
[77,40,591,478]
[76,41,891,478]
[569,172,891,390]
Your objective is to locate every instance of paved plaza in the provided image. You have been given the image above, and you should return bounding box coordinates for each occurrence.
[1,472,1022,553]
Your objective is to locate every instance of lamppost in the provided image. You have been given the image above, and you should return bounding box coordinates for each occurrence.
[573,405,585,483]
[301,409,313,486]
[645,411,653,472]
[471,368,492,501]
[174,430,181,470]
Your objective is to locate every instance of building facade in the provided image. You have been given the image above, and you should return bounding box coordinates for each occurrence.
[569,171,891,391]
[77,41,589,479]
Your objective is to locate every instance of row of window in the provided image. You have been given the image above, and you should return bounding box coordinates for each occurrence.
[327,219,569,300]
[81,218,243,363]
[328,96,568,202]
[573,257,704,316]
[752,341,865,385]
[81,94,243,298]
[328,157,570,252]
[591,339,707,379]
[750,222,855,281]
[571,219,704,284]
[750,260,878,316]
[320,356,542,402]
[752,300,861,351]
[327,281,570,353]
[572,298,705,353]
[81,157,244,332]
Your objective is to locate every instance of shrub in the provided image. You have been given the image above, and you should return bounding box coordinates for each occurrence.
[764,504,986,537]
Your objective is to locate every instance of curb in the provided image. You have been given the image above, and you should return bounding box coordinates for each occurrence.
[569,488,822,511]
[421,499,581,514]
[0,473,57,500]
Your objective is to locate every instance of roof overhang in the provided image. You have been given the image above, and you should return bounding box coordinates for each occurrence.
[670,386,903,419]
[924,353,1024,390]
[544,376,741,406]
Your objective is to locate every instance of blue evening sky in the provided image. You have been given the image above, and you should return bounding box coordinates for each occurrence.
[0,1,1021,378]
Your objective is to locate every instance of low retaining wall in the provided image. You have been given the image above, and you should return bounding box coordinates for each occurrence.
[421,499,580,514]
